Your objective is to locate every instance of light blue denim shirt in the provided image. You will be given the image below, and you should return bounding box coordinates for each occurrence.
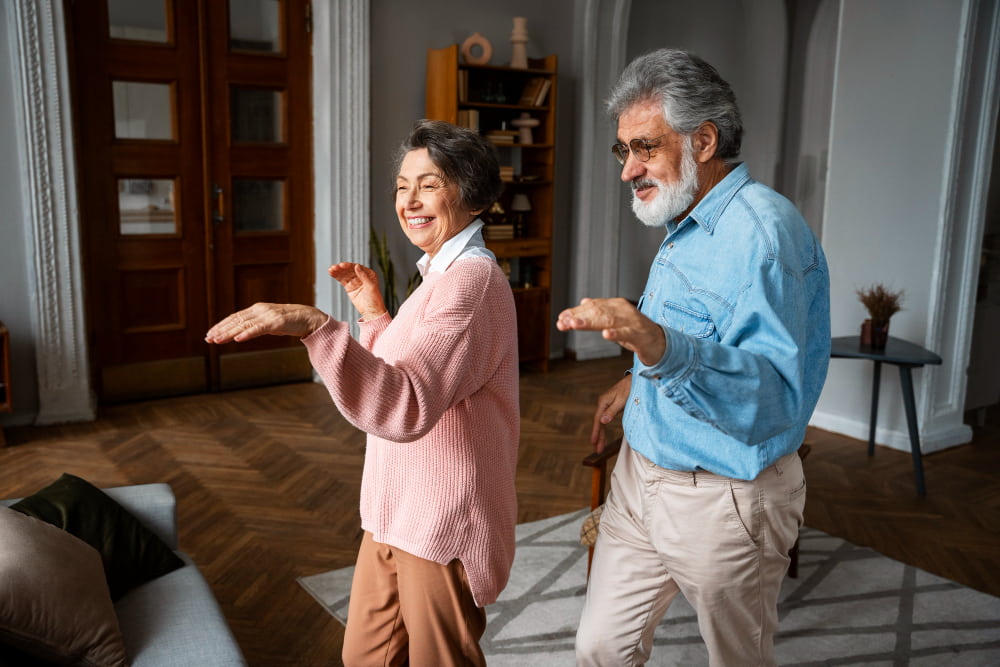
[623,163,830,480]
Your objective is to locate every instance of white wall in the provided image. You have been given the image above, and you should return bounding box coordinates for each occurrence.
[810,0,982,452]
[616,0,788,302]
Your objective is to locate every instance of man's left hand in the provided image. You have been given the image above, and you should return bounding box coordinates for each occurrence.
[557,297,667,367]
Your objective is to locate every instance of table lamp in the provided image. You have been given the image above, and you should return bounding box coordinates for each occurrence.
[510,193,531,237]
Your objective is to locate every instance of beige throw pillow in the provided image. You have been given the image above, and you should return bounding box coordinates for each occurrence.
[0,507,128,666]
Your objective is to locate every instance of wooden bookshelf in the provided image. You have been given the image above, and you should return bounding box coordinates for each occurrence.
[425,44,557,369]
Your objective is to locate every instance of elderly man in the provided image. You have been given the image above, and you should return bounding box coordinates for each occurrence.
[559,49,830,666]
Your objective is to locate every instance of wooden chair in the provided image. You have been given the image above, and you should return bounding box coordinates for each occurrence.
[580,437,622,576]
[581,438,810,579]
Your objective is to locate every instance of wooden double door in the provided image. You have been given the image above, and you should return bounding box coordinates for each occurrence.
[67,0,314,402]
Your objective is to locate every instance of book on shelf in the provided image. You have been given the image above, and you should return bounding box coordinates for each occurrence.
[518,77,545,106]
[483,223,516,240]
[485,129,517,145]
[458,69,468,102]
[457,108,479,130]
[533,79,552,106]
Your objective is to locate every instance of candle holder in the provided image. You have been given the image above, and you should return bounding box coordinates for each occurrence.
[511,112,539,144]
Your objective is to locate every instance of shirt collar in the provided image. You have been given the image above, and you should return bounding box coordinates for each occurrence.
[416,219,488,276]
[669,162,749,235]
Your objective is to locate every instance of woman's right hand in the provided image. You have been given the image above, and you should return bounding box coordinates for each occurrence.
[591,374,632,452]
[328,262,388,322]
[205,303,329,344]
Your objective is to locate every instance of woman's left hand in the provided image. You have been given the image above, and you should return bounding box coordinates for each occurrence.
[205,303,329,343]
[328,262,388,321]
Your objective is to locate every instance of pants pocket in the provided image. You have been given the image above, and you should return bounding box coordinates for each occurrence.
[725,481,760,548]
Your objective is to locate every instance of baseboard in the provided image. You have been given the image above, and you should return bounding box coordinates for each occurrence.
[809,410,973,454]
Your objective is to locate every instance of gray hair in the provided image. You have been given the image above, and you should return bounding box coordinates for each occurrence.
[393,119,503,212]
[607,49,743,160]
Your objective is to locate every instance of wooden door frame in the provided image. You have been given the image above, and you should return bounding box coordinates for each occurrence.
[8,0,369,420]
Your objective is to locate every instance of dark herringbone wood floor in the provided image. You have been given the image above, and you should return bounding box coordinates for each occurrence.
[2,354,999,666]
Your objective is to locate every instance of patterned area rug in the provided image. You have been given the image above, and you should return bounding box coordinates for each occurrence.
[298,509,1000,665]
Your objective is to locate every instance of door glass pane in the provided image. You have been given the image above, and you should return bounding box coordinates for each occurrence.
[108,0,168,43]
[229,0,281,52]
[118,178,177,235]
[231,87,283,143]
[113,81,174,140]
[108,0,167,42]
[233,179,284,232]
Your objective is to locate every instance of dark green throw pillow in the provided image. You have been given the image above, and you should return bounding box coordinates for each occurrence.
[10,474,184,601]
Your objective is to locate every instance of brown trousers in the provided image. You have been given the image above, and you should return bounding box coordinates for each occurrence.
[342,532,486,667]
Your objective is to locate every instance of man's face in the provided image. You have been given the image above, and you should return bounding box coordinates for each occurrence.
[616,99,699,227]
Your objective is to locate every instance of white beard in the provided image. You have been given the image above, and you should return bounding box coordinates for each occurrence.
[630,136,699,227]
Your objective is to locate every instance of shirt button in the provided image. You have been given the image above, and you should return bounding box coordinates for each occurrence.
[633,398,640,405]
[667,242,675,249]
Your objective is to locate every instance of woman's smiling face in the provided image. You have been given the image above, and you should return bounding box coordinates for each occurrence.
[395,148,474,258]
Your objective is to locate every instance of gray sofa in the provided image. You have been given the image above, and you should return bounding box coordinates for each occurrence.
[2,483,246,666]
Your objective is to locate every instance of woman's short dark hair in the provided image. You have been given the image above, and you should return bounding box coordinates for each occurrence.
[607,48,743,161]
[393,119,503,212]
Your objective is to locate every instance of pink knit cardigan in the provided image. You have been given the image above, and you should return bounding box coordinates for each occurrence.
[301,257,519,606]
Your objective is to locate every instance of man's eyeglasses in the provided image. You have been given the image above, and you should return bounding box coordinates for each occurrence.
[611,134,667,166]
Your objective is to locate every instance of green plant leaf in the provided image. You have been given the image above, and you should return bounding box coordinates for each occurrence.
[370,227,399,315]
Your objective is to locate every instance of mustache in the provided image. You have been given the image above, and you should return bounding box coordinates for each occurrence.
[631,178,657,192]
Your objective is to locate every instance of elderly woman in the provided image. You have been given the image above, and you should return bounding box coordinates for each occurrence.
[205,120,519,666]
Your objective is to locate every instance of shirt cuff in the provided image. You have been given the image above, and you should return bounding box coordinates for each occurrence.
[637,324,695,381]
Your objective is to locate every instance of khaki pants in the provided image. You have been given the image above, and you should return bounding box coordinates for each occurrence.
[576,440,806,667]
[342,532,486,667]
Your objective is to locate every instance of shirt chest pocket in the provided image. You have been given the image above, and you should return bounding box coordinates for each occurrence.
[661,301,716,339]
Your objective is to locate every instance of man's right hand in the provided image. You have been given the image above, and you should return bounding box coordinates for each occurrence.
[557,297,666,366]
[592,374,632,452]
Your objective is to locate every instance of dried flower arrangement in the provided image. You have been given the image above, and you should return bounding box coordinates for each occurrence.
[856,283,904,324]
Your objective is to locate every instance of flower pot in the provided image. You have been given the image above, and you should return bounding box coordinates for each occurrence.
[860,318,890,350]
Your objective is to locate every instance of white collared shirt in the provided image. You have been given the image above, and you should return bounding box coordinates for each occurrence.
[416,219,496,277]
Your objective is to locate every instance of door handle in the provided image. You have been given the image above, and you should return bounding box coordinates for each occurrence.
[212,184,224,224]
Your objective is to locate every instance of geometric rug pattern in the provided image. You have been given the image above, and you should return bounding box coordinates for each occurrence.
[299,510,1000,666]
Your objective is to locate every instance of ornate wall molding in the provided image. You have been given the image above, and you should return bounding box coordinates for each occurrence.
[10,0,94,423]
[312,0,370,334]
[922,0,999,450]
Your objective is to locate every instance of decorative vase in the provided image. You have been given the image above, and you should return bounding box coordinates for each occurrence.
[461,32,492,65]
[860,318,890,350]
[510,17,528,69]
